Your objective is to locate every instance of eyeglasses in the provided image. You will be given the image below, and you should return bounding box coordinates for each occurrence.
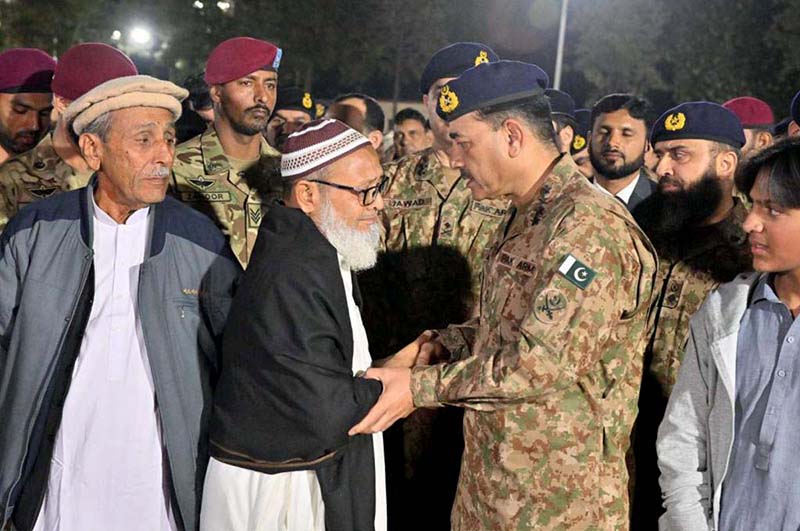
[309,174,389,206]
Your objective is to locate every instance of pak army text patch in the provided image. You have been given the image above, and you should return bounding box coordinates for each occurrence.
[558,254,596,290]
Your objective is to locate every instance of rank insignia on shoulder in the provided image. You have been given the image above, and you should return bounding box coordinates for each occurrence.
[558,254,596,290]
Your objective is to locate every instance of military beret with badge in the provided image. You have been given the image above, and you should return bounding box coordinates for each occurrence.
[650,101,745,148]
[435,60,550,122]
[571,108,591,154]
[274,86,316,120]
[419,42,499,96]
[204,37,282,85]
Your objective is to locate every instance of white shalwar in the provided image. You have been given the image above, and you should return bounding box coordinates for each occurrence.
[200,254,387,531]
[33,197,177,531]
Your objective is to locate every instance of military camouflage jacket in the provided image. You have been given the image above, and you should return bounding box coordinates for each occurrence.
[381,148,510,304]
[0,134,92,231]
[647,200,751,397]
[171,126,282,268]
[410,155,658,531]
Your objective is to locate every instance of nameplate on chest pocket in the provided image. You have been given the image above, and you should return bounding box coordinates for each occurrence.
[663,280,684,309]
[179,190,231,203]
[385,196,433,210]
[471,201,507,218]
[496,250,536,276]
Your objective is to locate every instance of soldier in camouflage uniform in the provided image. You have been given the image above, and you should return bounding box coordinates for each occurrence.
[357,42,508,531]
[352,61,658,531]
[0,43,138,231]
[171,37,283,268]
[629,102,753,530]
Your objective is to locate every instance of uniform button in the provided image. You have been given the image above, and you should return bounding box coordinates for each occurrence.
[787,336,795,344]
[778,370,786,377]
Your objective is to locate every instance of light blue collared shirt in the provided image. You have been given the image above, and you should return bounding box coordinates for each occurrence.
[719,274,800,531]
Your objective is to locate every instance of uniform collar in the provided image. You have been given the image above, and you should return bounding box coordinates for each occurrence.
[199,124,280,175]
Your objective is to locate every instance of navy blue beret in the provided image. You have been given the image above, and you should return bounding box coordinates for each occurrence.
[791,90,800,125]
[545,88,575,119]
[435,60,550,122]
[650,101,745,148]
[571,108,591,153]
[419,42,499,96]
[275,86,315,118]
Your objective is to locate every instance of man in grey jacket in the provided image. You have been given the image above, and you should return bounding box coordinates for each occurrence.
[657,138,800,531]
[0,75,240,531]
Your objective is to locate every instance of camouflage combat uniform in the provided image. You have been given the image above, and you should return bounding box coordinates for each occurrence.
[410,155,658,531]
[359,147,510,530]
[171,126,282,268]
[630,199,750,530]
[0,134,92,231]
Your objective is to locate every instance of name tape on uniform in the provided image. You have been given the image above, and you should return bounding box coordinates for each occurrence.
[558,254,596,290]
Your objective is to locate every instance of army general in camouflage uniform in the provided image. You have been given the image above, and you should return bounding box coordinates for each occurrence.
[629,102,752,530]
[358,42,509,531]
[0,43,137,231]
[352,61,658,531]
[171,37,283,268]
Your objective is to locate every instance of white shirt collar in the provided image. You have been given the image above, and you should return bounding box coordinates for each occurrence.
[91,189,150,227]
[592,173,641,205]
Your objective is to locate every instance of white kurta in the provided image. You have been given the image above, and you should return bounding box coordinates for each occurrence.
[33,197,177,531]
[200,254,387,531]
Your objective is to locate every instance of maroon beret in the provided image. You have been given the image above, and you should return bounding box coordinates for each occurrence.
[204,37,282,85]
[722,96,774,128]
[51,43,138,101]
[0,48,56,93]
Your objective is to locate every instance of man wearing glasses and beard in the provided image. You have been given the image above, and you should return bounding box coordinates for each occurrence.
[202,119,408,531]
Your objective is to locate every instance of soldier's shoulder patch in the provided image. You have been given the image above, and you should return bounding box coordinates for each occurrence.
[558,254,596,290]
[534,288,568,324]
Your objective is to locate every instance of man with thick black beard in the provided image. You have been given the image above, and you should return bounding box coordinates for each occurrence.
[629,102,752,530]
[589,93,656,212]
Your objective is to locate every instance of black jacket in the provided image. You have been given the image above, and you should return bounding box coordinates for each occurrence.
[209,203,383,531]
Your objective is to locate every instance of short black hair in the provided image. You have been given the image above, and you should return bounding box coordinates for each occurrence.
[474,94,558,147]
[590,93,652,131]
[394,107,428,130]
[334,92,385,133]
[736,136,800,208]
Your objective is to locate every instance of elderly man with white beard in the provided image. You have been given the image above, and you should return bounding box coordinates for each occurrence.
[202,118,407,531]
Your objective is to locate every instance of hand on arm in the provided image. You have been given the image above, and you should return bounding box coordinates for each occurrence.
[348,367,415,435]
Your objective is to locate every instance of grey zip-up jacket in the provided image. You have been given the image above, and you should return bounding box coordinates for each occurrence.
[0,184,241,530]
[656,272,761,531]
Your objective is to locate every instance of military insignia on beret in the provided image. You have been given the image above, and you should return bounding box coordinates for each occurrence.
[572,135,586,151]
[664,112,686,131]
[315,102,325,118]
[474,50,490,66]
[558,254,596,290]
[302,92,313,109]
[439,85,459,114]
[534,288,568,324]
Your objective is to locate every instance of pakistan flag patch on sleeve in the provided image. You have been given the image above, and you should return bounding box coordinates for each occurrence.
[558,254,596,290]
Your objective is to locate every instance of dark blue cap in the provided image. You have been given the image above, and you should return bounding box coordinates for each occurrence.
[791,90,800,125]
[545,88,575,119]
[435,60,549,122]
[419,42,499,96]
[650,101,745,148]
[571,108,591,153]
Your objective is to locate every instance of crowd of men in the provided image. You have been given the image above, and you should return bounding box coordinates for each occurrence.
[0,34,800,531]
